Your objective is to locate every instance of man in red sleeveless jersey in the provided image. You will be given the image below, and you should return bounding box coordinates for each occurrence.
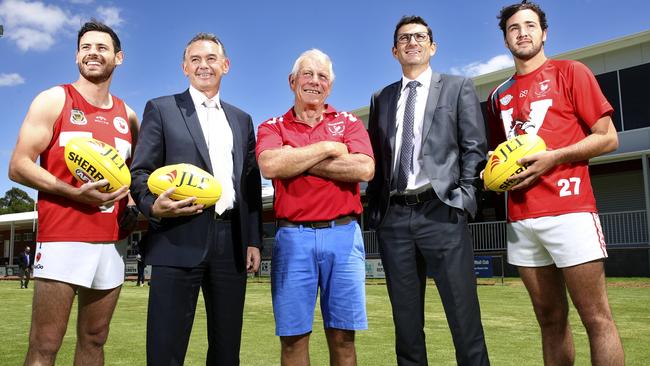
[486,2,624,365]
[8,21,138,365]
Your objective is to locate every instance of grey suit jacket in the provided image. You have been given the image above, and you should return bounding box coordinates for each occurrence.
[130,89,262,269]
[366,72,487,229]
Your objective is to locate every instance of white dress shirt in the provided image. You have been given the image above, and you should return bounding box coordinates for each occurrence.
[393,66,433,193]
[188,86,235,213]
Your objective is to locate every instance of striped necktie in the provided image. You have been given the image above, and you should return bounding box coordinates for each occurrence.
[396,80,420,192]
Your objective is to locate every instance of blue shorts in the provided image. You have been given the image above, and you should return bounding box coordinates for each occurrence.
[271,220,368,336]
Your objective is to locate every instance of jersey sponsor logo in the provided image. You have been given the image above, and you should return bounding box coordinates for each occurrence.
[35,252,41,263]
[519,90,528,98]
[499,94,513,106]
[327,121,345,136]
[534,80,551,97]
[33,264,44,270]
[94,115,108,124]
[70,109,88,125]
[113,116,129,134]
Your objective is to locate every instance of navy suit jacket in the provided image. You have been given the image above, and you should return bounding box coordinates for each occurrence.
[366,72,487,229]
[130,89,262,270]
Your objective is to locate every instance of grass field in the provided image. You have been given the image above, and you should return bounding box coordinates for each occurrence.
[1,278,649,365]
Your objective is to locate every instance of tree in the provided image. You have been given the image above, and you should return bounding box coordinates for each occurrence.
[0,187,35,214]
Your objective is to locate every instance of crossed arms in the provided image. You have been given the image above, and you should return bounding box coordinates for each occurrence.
[258,141,374,183]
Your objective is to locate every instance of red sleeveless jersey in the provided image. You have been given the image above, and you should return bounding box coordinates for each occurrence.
[37,84,133,242]
[486,60,613,221]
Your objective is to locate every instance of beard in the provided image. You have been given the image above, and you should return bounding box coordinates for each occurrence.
[78,56,115,84]
[508,40,544,61]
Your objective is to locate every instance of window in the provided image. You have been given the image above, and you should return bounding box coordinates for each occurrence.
[619,63,650,130]
[595,71,622,131]
[24,232,33,242]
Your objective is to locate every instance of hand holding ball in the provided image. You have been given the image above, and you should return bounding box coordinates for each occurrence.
[64,137,131,193]
[483,134,546,192]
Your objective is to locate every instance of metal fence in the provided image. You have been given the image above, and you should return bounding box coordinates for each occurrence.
[599,210,649,247]
[469,221,508,252]
[362,231,379,256]
[260,210,649,258]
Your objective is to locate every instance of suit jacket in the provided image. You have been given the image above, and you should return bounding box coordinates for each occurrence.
[366,72,487,229]
[130,89,262,270]
[18,251,32,269]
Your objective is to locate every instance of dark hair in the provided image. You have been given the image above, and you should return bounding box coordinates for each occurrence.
[498,1,548,37]
[183,32,227,61]
[393,15,433,47]
[77,19,121,53]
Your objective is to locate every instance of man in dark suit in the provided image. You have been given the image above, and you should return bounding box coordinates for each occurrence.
[130,33,262,365]
[366,16,490,365]
[18,246,32,289]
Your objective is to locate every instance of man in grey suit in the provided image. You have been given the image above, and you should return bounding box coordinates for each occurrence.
[130,33,262,365]
[366,16,490,365]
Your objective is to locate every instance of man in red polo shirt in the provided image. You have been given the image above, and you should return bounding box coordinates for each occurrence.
[257,49,374,366]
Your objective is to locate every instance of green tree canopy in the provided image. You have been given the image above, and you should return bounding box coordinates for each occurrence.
[0,187,35,214]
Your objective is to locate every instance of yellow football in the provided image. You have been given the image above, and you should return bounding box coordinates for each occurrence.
[483,134,547,192]
[147,163,221,207]
[64,137,131,193]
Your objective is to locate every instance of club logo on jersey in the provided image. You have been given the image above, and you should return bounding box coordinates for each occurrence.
[327,121,345,136]
[534,79,551,97]
[36,252,41,263]
[70,109,87,125]
[113,117,129,134]
[339,111,358,122]
[519,90,528,98]
[94,115,108,124]
[508,120,536,138]
[499,94,513,106]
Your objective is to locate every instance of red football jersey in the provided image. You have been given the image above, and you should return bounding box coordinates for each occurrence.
[256,106,374,221]
[38,84,133,242]
[486,60,613,221]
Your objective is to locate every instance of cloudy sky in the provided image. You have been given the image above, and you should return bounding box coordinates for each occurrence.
[1,0,649,197]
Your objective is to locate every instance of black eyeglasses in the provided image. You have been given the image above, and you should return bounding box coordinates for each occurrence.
[396,32,430,44]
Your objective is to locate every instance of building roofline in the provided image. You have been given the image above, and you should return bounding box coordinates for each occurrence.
[473,29,650,86]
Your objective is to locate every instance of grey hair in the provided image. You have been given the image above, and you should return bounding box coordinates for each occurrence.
[290,49,335,82]
[183,32,227,61]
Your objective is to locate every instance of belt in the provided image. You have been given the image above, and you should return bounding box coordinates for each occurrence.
[277,215,356,229]
[214,209,234,221]
[390,188,436,206]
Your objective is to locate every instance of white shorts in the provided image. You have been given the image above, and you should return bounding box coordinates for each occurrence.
[507,212,608,268]
[33,240,127,289]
